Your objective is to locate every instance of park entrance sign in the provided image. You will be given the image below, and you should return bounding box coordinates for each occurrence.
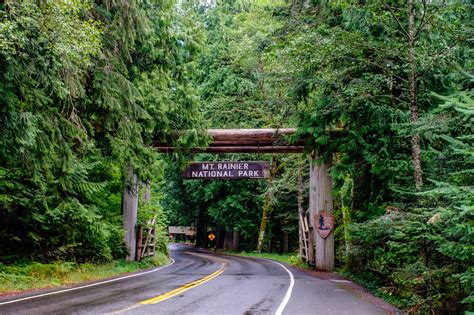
[124,129,335,271]
[183,161,270,179]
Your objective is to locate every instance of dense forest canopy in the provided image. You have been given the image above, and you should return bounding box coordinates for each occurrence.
[1,0,472,313]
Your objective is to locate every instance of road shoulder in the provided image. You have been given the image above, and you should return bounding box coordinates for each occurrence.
[220,251,400,314]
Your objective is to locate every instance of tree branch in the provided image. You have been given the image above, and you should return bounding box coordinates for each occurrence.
[382,0,410,38]
[415,2,441,39]
[415,0,428,37]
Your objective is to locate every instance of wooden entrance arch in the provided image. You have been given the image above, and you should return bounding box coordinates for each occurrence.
[123,129,334,270]
[155,129,304,153]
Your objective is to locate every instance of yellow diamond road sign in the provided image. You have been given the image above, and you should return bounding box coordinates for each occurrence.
[208,233,215,241]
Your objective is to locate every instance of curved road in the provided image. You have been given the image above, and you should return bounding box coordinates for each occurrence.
[0,245,391,314]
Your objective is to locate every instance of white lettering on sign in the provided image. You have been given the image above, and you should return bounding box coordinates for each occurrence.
[191,170,235,178]
[184,162,269,179]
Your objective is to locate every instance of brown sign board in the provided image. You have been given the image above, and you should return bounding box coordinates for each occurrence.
[182,161,270,179]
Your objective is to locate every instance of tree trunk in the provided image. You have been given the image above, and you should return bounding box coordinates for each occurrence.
[123,164,139,262]
[351,157,372,222]
[309,154,334,271]
[216,229,225,249]
[136,225,143,261]
[297,159,305,258]
[408,0,423,188]
[256,192,270,253]
[283,232,289,253]
[195,211,207,248]
[256,156,276,253]
[232,230,239,251]
[341,177,353,271]
[257,56,266,101]
[223,230,233,251]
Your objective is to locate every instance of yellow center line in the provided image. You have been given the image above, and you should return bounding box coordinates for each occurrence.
[140,265,225,305]
[111,252,226,314]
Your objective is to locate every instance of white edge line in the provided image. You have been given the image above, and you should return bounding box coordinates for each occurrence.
[0,258,176,306]
[271,261,295,315]
[216,252,294,315]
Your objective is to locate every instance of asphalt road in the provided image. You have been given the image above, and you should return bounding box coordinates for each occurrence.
[0,244,391,314]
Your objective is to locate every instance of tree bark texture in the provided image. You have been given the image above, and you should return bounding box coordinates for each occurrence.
[408,0,423,188]
[123,164,138,262]
[217,229,225,249]
[195,212,208,248]
[232,231,240,251]
[309,154,334,271]
[223,230,233,251]
[297,159,305,258]
[283,232,289,253]
[256,156,276,253]
[256,186,272,253]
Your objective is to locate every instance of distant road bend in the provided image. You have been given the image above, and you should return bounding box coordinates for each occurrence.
[0,244,390,314]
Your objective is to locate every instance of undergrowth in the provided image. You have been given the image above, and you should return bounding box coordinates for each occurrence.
[0,253,169,294]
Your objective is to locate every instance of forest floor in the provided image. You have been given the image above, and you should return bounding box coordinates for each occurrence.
[0,253,169,296]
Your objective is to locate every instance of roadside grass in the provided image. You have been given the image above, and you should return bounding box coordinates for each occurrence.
[0,253,169,295]
[222,251,311,269]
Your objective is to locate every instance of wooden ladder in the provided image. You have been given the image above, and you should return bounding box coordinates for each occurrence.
[136,217,157,261]
[299,211,315,264]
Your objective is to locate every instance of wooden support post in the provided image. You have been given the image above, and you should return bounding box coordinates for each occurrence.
[152,227,156,256]
[306,214,315,264]
[123,165,138,262]
[297,158,305,258]
[136,225,143,261]
[309,154,334,271]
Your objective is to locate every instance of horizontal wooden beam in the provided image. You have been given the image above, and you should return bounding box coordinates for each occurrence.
[209,140,275,146]
[155,140,305,147]
[207,128,296,141]
[155,146,305,153]
[154,128,343,153]
[212,139,305,146]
